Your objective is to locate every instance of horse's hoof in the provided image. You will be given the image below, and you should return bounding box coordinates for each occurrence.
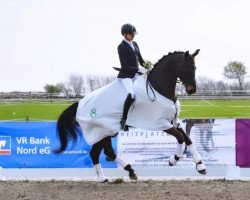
[169,155,179,166]
[129,172,138,180]
[198,169,207,175]
[100,178,109,183]
[196,161,207,175]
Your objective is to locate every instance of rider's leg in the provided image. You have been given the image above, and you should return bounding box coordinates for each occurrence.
[102,136,137,180]
[120,78,135,130]
[90,140,108,183]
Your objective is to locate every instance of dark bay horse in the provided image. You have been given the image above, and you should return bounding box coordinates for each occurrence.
[55,49,206,182]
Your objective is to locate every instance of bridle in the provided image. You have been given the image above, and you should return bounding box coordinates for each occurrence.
[177,61,196,87]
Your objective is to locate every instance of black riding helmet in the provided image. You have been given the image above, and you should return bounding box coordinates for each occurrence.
[121,23,138,35]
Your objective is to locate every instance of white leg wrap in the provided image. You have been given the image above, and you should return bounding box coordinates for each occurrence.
[196,161,207,172]
[188,144,202,163]
[115,156,127,168]
[176,142,184,157]
[94,164,108,183]
[169,155,178,166]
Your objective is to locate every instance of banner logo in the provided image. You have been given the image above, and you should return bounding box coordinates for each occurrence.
[90,109,97,118]
[0,136,11,155]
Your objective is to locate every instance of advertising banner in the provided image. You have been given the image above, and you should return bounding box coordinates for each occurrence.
[236,119,250,167]
[117,119,236,167]
[0,122,116,168]
[0,119,242,168]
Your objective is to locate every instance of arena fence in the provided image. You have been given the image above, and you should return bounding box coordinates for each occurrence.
[1,90,250,101]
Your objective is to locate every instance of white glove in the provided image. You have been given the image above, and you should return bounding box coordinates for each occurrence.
[139,67,148,74]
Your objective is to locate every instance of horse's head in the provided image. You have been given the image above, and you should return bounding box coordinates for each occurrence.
[178,49,199,94]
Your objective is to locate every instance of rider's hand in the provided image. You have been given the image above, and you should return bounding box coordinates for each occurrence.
[138,66,148,74]
[143,60,153,71]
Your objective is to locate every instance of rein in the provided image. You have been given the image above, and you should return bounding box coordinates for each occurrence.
[146,69,181,102]
[146,74,156,102]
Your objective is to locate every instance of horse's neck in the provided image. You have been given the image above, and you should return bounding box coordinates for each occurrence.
[149,65,177,102]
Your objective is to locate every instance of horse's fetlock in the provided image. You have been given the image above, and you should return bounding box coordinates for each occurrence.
[174,155,180,161]
[124,164,134,174]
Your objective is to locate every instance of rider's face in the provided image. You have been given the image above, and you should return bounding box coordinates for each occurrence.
[125,33,135,41]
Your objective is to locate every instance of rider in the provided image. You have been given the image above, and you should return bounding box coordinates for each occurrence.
[116,23,146,130]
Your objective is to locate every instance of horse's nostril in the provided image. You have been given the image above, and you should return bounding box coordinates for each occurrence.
[187,88,196,94]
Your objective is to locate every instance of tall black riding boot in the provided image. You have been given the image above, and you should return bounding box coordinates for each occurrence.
[120,93,135,131]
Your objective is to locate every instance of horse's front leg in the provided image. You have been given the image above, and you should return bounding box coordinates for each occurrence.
[164,127,207,175]
[164,128,185,166]
[102,136,138,180]
[176,127,207,174]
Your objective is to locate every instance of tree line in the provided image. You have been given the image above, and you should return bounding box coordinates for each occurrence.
[44,61,249,96]
[44,74,116,97]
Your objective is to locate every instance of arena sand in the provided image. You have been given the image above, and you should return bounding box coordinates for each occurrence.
[0,180,250,200]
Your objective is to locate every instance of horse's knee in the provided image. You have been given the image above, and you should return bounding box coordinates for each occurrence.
[178,134,184,144]
[174,131,184,144]
[177,128,192,145]
[165,128,184,144]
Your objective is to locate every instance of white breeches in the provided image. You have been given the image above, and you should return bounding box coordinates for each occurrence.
[119,74,139,98]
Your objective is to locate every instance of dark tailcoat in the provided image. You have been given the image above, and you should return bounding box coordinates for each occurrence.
[116,40,145,78]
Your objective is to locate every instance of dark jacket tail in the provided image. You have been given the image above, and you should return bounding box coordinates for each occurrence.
[54,102,79,154]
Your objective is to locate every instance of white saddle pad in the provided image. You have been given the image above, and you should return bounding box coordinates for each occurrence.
[76,75,178,145]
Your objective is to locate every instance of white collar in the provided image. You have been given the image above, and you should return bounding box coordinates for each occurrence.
[123,39,133,45]
[123,39,135,50]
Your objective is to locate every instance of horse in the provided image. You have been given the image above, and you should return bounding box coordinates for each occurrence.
[54,49,207,182]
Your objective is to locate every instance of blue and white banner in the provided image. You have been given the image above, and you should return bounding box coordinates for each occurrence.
[0,122,117,168]
[0,119,237,168]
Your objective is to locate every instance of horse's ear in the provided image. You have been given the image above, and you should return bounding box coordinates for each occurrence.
[192,49,200,58]
[184,51,189,60]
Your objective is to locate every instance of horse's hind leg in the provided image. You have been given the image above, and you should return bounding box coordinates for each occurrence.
[90,142,108,183]
[102,136,138,180]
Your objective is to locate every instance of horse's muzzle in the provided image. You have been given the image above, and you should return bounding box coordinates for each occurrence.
[185,84,196,94]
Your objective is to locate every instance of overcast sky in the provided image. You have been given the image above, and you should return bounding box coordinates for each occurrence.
[0,0,249,92]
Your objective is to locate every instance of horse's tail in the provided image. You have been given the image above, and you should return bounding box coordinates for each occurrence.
[54,101,80,154]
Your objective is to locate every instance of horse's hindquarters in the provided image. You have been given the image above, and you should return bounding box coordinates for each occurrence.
[76,80,127,144]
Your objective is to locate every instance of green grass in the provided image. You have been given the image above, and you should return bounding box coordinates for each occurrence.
[0,99,250,121]
[0,102,70,121]
[180,99,250,118]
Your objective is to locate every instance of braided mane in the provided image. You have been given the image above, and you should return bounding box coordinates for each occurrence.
[153,51,184,68]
